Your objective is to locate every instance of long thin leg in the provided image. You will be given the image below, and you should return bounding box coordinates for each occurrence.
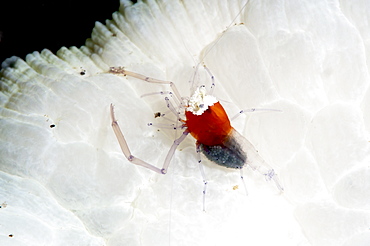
[141,91,182,108]
[165,97,180,120]
[110,104,188,174]
[196,145,208,212]
[230,108,282,121]
[162,130,189,173]
[147,122,183,130]
[203,65,215,95]
[109,67,183,106]
[239,168,248,196]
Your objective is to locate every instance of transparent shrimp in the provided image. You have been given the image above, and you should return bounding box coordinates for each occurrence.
[108,0,283,211]
[108,66,283,209]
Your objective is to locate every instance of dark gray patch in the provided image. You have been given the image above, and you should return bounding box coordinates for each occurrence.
[199,137,246,169]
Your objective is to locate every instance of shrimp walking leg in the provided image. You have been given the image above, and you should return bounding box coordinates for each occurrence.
[110,104,188,174]
[109,67,183,105]
[230,108,282,121]
[196,145,208,211]
[239,168,248,196]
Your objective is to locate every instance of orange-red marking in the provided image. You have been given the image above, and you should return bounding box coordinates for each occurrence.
[185,102,232,146]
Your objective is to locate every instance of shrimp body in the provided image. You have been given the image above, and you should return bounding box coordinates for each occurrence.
[109,67,283,192]
[185,86,246,169]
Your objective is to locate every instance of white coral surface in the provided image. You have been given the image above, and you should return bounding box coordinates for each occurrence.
[1,0,370,245]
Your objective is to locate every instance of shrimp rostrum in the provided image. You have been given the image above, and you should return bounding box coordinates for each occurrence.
[109,66,283,204]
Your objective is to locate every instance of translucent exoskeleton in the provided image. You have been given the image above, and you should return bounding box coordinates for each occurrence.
[109,66,283,211]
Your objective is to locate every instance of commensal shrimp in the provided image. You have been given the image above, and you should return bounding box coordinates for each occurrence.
[109,66,284,210]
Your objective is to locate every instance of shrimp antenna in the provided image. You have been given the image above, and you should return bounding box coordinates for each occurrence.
[189,0,250,91]
[200,0,250,64]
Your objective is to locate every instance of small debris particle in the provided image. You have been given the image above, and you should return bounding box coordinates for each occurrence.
[79,67,86,75]
[233,185,239,190]
[9,234,13,237]
[50,124,56,128]
[154,112,161,118]
[1,202,7,208]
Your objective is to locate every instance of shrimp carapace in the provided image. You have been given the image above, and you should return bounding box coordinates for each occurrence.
[185,101,232,146]
[185,86,232,146]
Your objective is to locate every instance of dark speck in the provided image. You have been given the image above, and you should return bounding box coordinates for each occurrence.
[50,124,56,128]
